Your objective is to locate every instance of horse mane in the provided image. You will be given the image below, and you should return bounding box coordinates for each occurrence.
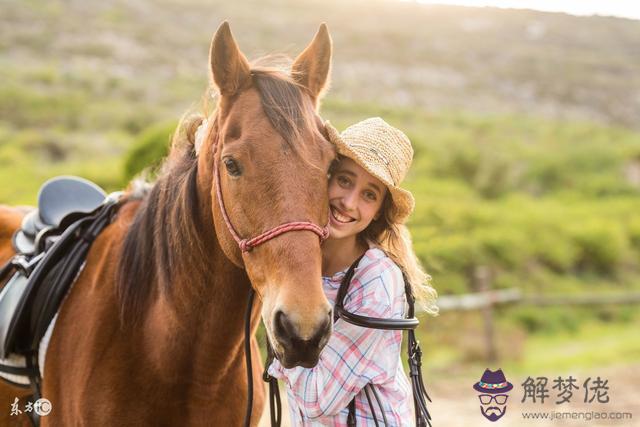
[116,66,319,325]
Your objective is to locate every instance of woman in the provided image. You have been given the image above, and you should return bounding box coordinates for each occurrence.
[268,117,438,426]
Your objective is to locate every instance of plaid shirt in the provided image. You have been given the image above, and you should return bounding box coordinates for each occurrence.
[268,248,414,426]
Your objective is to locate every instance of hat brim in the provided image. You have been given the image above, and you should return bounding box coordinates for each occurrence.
[473,382,514,394]
[326,122,415,223]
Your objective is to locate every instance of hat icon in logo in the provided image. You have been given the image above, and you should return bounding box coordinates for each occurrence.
[473,368,513,422]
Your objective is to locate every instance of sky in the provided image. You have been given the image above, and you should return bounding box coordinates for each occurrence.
[402,1,640,20]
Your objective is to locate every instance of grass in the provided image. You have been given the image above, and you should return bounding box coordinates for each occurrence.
[415,305,640,380]
[504,314,640,376]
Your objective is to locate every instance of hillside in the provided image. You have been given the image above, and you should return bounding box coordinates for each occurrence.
[2,0,639,131]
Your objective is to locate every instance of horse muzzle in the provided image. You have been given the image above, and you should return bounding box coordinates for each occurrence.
[272,309,332,368]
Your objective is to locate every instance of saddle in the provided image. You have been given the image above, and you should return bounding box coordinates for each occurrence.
[12,176,108,257]
[0,177,120,391]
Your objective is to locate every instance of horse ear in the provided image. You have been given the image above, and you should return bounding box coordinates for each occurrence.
[291,23,332,101]
[209,21,251,96]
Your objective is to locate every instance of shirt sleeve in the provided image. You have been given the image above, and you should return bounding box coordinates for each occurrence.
[268,258,405,420]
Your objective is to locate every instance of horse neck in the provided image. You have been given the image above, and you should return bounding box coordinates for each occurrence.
[139,149,258,379]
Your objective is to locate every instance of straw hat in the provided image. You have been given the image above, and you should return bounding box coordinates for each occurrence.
[325,117,415,223]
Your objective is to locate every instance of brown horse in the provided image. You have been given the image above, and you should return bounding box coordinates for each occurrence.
[0,22,336,426]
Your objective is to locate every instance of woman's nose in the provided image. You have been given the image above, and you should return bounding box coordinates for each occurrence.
[341,190,358,211]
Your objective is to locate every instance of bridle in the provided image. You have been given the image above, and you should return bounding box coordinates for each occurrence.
[210,117,330,253]
[204,117,331,426]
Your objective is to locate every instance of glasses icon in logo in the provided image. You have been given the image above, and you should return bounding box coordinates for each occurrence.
[473,368,513,422]
[478,394,509,405]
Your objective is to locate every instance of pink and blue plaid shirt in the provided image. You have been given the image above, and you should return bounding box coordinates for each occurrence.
[268,248,414,426]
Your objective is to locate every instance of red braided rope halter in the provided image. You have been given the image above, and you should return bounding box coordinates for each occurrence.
[210,120,330,253]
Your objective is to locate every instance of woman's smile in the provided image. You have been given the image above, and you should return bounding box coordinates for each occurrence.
[330,205,356,225]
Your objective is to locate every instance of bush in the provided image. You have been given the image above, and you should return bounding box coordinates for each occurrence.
[513,306,580,334]
[529,225,579,273]
[569,220,630,275]
[472,227,532,270]
[123,120,176,181]
[626,216,640,253]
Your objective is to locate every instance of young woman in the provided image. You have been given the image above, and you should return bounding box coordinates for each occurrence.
[268,117,438,426]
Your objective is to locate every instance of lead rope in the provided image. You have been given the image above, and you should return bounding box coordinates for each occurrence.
[363,386,381,427]
[369,384,389,426]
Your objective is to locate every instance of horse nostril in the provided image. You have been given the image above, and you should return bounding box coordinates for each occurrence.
[313,312,332,346]
[274,310,294,342]
[321,312,332,335]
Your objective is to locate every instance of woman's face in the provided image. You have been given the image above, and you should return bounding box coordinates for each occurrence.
[327,157,387,240]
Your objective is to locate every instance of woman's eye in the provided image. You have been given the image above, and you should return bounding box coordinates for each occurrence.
[364,191,377,201]
[337,176,350,187]
[223,157,242,177]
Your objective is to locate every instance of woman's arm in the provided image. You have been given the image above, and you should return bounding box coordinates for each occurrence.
[268,259,405,419]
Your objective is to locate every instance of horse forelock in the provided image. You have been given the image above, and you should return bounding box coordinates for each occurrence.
[251,68,321,154]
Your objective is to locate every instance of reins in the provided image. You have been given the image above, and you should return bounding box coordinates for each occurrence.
[243,289,256,427]
[335,255,432,427]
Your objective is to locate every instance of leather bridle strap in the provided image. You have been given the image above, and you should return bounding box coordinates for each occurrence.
[211,121,330,253]
[243,289,256,427]
[336,255,432,427]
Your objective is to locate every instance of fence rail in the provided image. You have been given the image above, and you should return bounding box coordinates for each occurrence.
[425,265,640,364]
[435,289,640,312]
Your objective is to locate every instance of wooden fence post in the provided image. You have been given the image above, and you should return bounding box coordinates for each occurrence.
[474,265,496,363]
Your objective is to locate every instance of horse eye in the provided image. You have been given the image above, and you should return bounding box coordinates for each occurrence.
[223,157,242,177]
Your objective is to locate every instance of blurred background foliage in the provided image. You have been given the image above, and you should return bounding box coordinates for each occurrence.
[1,0,639,378]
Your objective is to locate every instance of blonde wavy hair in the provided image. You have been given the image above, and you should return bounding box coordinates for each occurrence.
[357,190,439,316]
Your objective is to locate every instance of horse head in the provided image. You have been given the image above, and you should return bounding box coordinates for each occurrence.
[198,22,336,368]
